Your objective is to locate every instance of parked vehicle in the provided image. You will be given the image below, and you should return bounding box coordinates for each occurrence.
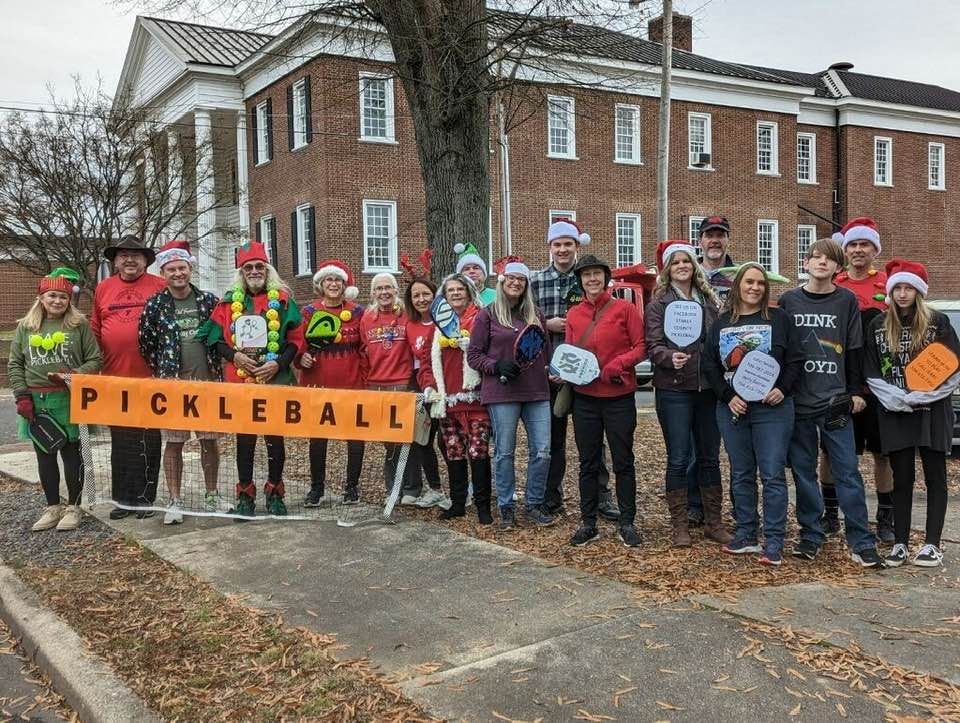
[927,300,960,451]
[610,263,656,386]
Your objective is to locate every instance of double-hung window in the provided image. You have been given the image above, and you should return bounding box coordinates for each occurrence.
[929,142,945,190]
[359,74,395,143]
[614,104,641,164]
[756,121,779,175]
[255,101,270,164]
[796,224,816,278]
[796,132,817,183]
[363,200,398,272]
[874,136,893,186]
[291,79,308,149]
[615,213,641,267]
[547,95,576,159]
[688,112,712,168]
[294,204,313,276]
[757,220,780,274]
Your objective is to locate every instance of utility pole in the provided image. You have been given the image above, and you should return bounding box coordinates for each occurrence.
[656,0,672,243]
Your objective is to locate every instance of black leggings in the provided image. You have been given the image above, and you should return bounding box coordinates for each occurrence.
[236,434,285,484]
[888,446,948,547]
[36,441,82,506]
[309,438,365,486]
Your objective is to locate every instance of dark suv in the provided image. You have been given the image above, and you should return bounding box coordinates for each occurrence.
[928,301,960,450]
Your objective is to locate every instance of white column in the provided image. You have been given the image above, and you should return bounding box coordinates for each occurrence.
[236,109,250,238]
[194,108,216,290]
[165,128,182,241]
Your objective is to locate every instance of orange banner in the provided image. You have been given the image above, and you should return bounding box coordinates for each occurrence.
[69,375,416,443]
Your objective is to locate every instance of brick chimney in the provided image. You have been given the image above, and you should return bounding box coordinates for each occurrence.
[648,12,693,53]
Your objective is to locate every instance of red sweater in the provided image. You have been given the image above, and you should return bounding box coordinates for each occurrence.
[836,269,888,315]
[360,306,413,387]
[407,318,434,375]
[565,290,646,397]
[417,305,483,413]
[298,300,365,389]
[91,273,166,377]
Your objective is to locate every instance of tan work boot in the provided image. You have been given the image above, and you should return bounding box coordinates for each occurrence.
[56,505,83,531]
[701,486,732,544]
[31,505,62,532]
[665,489,691,547]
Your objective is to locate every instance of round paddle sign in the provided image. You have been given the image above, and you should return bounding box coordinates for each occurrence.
[732,350,781,402]
[663,300,703,348]
[550,344,601,385]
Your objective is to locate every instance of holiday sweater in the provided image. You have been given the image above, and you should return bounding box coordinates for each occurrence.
[864,310,960,454]
[297,299,365,389]
[564,290,646,398]
[468,307,552,405]
[199,289,303,385]
[407,318,435,374]
[836,269,889,318]
[138,285,221,380]
[417,305,484,413]
[360,306,412,387]
[90,272,166,377]
[9,318,102,394]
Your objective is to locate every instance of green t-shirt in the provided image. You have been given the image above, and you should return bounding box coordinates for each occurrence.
[174,292,212,381]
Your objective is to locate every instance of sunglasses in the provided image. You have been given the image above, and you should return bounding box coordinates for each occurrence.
[242,263,266,272]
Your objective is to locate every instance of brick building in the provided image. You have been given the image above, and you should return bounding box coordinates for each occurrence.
[108,10,960,303]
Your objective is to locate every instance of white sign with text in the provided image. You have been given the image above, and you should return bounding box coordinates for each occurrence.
[732,350,781,402]
[664,300,703,348]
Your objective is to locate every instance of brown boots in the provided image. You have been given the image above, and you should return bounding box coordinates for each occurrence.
[665,486,731,546]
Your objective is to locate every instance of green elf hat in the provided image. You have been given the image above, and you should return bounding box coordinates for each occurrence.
[38,267,81,295]
[716,263,790,285]
[454,242,487,277]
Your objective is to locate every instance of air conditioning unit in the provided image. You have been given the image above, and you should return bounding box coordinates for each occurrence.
[692,152,712,167]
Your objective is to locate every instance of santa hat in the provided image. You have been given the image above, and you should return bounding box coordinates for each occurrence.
[38,267,80,295]
[885,258,928,298]
[841,216,881,252]
[313,259,359,300]
[494,255,529,282]
[547,219,591,246]
[454,242,487,277]
[236,241,269,268]
[656,240,699,272]
[155,239,196,269]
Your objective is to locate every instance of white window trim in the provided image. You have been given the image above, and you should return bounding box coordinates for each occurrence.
[796,224,817,280]
[687,112,713,171]
[796,132,818,184]
[548,209,576,225]
[756,121,779,176]
[613,103,642,166]
[255,101,269,166]
[928,141,946,191]
[259,215,275,263]
[358,73,397,145]
[292,79,308,150]
[295,204,312,276]
[546,95,578,160]
[688,215,706,246]
[874,136,893,187]
[615,213,642,266]
[362,199,399,273]
[757,219,780,275]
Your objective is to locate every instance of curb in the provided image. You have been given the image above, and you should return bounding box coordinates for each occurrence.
[0,561,161,723]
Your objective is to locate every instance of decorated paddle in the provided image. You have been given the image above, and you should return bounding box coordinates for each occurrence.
[305,308,342,349]
[500,324,547,384]
[549,343,600,385]
[905,341,959,392]
[430,295,460,339]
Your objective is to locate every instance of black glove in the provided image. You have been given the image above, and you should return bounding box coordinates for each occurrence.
[495,359,520,381]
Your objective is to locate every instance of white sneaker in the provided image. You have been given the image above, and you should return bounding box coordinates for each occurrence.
[204,491,230,513]
[415,489,445,508]
[31,505,62,532]
[913,543,943,568]
[400,494,420,506]
[163,498,184,525]
[56,505,82,531]
[885,543,908,568]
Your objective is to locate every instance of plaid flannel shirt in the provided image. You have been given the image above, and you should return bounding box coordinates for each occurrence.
[530,262,580,348]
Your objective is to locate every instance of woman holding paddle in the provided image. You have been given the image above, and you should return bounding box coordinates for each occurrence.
[468,260,553,531]
[10,268,101,532]
[864,259,960,568]
[417,273,492,523]
[644,241,727,548]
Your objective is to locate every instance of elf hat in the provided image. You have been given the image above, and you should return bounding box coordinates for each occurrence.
[656,240,699,272]
[885,258,928,298]
[546,219,591,246]
[313,259,359,300]
[841,216,881,253]
[236,241,269,268]
[454,242,487,276]
[155,239,196,269]
[38,267,80,295]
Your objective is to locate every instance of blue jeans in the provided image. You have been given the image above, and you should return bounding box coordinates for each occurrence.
[488,400,551,510]
[655,389,721,492]
[789,414,876,553]
[716,399,794,555]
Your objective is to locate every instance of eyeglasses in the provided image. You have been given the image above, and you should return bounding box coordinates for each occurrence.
[503,275,527,284]
[242,263,266,272]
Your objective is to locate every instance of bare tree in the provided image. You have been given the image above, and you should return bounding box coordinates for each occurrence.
[127,0,662,274]
[0,82,220,291]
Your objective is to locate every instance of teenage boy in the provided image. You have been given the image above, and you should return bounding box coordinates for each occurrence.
[779,239,883,568]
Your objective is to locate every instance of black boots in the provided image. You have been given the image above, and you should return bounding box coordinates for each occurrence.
[470,458,493,525]
[439,460,468,519]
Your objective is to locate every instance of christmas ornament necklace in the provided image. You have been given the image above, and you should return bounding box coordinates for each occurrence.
[229,283,282,382]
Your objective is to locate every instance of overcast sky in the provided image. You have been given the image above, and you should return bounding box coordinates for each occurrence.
[2,0,959,107]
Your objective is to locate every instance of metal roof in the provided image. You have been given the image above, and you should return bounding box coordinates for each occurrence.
[143,16,273,67]
[836,70,960,113]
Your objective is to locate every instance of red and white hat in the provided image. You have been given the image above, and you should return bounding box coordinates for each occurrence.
[155,239,196,269]
[841,216,881,253]
[546,219,591,246]
[885,258,928,298]
[313,259,359,300]
[655,240,699,272]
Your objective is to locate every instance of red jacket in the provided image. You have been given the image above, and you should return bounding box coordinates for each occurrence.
[297,300,365,389]
[91,273,166,377]
[360,306,413,387]
[565,290,646,397]
[417,305,483,413]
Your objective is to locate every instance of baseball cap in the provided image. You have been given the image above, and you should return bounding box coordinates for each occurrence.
[698,215,730,237]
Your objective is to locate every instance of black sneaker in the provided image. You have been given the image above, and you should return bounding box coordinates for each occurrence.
[304,482,325,508]
[618,524,641,548]
[524,506,557,527]
[851,547,885,569]
[876,507,895,544]
[885,543,908,568]
[342,484,359,505]
[791,540,820,560]
[109,508,130,520]
[821,506,841,535]
[912,543,943,568]
[499,506,516,531]
[135,509,155,519]
[570,525,600,547]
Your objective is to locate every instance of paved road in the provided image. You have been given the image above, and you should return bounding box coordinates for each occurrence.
[0,619,63,721]
[0,393,19,447]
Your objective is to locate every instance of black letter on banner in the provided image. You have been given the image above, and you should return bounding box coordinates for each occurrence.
[285,400,301,423]
[80,387,97,409]
[121,389,129,413]
[319,402,336,425]
[151,393,167,415]
[252,399,267,422]
[183,395,199,418]
[355,404,370,428]
[218,396,232,420]
[389,405,403,429]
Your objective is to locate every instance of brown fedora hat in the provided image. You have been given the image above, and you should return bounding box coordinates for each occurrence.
[103,235,157,264]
